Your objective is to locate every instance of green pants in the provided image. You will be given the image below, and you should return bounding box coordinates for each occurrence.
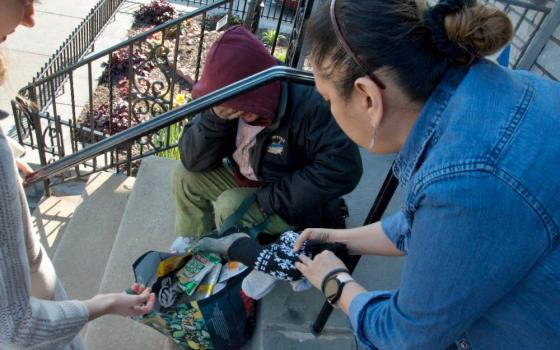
[171,162,295,238]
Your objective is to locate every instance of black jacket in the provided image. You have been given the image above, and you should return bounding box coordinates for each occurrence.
[178,82,362,228]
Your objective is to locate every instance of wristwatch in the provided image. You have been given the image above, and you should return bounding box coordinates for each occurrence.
[322,271,354,306]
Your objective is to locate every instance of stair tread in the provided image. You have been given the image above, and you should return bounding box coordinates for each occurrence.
[52,172,135,301]
[85,156,179,350]
[31,193,82,258]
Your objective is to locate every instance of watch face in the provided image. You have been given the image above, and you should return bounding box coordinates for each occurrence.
[324,278,339,300]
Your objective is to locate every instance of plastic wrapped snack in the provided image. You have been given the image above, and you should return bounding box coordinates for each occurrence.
[218,261,248,283]
[176,253,221,296]
[193,263,222,299]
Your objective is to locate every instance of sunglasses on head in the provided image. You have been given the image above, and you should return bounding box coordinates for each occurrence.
[330,0,386,89]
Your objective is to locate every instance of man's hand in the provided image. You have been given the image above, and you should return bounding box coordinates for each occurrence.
[213,106,243,120]
[212,106,259,123]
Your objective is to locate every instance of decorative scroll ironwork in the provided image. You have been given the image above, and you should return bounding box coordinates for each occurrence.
[285,0,313,68]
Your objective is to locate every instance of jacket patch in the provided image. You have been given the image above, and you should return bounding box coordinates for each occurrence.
[267,135,286,155]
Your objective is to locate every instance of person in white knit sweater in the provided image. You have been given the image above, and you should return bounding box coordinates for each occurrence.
[0,1,155,349]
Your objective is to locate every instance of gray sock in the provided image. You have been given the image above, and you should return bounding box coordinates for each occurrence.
[242,270,278,300]
[193,232,250,256]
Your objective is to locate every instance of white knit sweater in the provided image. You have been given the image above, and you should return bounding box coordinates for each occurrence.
[0,127,88,349]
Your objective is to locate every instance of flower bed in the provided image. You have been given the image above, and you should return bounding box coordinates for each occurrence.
[77,1,289,163]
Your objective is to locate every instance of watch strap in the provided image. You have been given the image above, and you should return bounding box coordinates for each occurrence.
[336,273,354,284]
[328,273,354,305]
[321,267,350,296]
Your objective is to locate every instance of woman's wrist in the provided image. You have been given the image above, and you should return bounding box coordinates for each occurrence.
[84,294,115,321]
[336,280,366,315]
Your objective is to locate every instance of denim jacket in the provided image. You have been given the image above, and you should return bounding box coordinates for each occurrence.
[349,60,560,349]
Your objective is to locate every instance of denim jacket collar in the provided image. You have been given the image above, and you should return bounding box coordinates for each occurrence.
[393,65,469,187]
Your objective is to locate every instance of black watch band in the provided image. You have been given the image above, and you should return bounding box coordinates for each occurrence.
[321,268,350,296]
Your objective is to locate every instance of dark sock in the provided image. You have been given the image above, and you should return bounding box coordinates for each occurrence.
[226,231,351,282]
[227,237,263,267]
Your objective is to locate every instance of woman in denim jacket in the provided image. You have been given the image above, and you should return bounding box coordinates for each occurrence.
[293,0,560,348]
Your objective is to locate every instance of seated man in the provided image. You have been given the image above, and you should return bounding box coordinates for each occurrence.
[172,26,362,239]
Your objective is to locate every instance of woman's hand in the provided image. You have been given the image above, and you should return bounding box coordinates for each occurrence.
[16,158,33,176]
[85,283,155,321]
[110,283,156,317]
[295,251,348,290]
[292,228,333,252]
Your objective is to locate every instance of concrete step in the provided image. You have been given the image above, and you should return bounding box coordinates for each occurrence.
[31,191,83,258]
[30,176,92,257]
[84,156,179,350]
[52,171,135,302]
[244,151,406,350]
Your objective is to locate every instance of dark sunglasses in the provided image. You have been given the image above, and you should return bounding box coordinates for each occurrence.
[330,0,386,89]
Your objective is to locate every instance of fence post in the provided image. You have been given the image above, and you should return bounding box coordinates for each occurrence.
[243,0,263,33]
[28,88,52,196]
[285,0,315,68]
[517,1,560,69]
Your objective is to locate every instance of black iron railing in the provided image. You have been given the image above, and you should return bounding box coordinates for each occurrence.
[13,1,237,181]
[12,0,313,187]
[178,0,301,24]
[481,0,552,67]
[25,0,126,112]
[24,66,314,186]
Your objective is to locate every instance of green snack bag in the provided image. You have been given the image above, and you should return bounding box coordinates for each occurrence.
[193,263,222,299]
[176,253,221,296]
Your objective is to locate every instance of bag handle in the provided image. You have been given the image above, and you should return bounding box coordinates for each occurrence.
[218,193,269,239]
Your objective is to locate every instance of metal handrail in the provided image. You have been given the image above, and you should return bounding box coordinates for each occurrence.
[495,0,551,13]
[20,0,231,92]
[24,66,314,185]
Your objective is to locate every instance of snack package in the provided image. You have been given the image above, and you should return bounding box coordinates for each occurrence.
[176,253,221,295]
[218,261,248,284]
[193,263,222,299]
[157,254,190,278]
[212,282,227,295]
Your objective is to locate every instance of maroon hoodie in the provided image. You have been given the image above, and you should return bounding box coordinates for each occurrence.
[191,26,281,127]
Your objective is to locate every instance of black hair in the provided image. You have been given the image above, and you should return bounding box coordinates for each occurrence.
[307,0,512,102]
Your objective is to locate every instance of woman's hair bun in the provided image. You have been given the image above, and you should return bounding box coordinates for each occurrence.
[426,0,513,64]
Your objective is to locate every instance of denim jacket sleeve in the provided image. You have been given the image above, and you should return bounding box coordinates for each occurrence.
[381,211,410,253]
[349,172,549,349]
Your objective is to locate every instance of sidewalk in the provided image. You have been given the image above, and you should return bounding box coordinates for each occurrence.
[0,0,102,134]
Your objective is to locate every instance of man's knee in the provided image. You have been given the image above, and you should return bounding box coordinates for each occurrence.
[214,188,251,218]
[171,162,204,195]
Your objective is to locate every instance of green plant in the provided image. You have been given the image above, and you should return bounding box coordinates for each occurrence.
[157,121,186,160]
[157,93,191,159]
[273,50,287,63]
[101,48,155,83]
[84,101,143,135]
[261,29,286,47]
[204,13,243,31]
[134,0,176,26]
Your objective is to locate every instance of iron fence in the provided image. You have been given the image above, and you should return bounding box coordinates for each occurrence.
[25,0,126,112]
[13,0,315,190]
[481,0,552,67]
[176,0,300,24]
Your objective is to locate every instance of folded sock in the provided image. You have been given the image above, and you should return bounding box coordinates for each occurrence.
[228,231,351,282]
[242,270,278,300]
[193,232,250,256]
[228,236,262,264]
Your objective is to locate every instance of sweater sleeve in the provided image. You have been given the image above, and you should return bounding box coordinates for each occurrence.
[0,130,89,349]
